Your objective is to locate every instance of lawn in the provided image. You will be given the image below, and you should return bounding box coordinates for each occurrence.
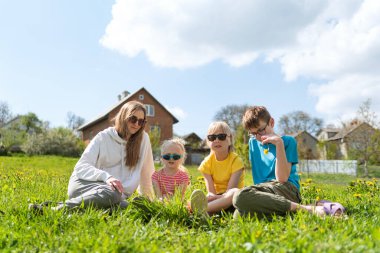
[1,156,379,252]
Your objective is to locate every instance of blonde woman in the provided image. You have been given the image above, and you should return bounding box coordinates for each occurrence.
[29,101,155,212]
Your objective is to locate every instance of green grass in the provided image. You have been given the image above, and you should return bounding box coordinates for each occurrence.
[1,156,380,252]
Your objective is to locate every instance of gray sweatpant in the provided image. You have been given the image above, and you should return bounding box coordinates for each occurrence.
[232,180,301,218]
[61,175,128,209]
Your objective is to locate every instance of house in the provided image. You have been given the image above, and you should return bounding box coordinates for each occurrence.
[291,131,319,159]
[317,122,376,159]
[182,132,208,165]
[78,87,179,144]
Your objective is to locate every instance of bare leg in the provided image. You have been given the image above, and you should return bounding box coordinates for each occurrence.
[289,202,343,216]
[207,188,239,214]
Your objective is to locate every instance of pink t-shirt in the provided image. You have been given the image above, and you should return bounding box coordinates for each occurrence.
[152,169,190,198]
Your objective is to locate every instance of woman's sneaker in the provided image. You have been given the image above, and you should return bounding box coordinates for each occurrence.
[190,190,208,217]
[28,203,44,214]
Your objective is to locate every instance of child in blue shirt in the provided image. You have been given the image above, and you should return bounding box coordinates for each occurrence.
[233,106,345,218]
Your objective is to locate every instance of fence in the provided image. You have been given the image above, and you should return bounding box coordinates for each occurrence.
[298,160,357,176]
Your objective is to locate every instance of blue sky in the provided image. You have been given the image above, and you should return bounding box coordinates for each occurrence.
[1,0,379,138]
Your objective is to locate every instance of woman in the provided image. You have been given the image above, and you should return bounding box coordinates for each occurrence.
[30,101,155,211]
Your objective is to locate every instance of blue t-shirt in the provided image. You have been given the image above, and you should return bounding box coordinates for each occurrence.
[249,135,300,190]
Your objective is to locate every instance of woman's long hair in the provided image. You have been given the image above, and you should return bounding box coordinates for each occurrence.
[114,101,146,169]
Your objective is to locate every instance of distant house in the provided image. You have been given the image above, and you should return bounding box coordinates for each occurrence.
[317,122,376,159]
[291,131,319,159]
[182,132,209,165]
[78,87,179,144]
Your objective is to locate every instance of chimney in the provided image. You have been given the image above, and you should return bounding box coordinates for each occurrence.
[122,90,130,98]
[118,94,122,101]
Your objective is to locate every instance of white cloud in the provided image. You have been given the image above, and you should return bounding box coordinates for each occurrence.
[100,0,326,68]
[101,0,380,124]
[309,74,380,124]
[276,0,380,81]
[165,105,187,120]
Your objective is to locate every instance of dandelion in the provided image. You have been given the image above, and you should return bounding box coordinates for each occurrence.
[306,178,312,184]
[255,230,262,238]
[353,193,362,199]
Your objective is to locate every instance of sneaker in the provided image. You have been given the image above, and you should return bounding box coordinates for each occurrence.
[28,203,44,214]
[190,190,208,216]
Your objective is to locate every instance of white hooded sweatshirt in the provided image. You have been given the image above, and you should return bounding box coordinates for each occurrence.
[72,127,154,197]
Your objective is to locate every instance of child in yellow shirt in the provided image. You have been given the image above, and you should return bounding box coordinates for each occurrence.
[190,121,244,215]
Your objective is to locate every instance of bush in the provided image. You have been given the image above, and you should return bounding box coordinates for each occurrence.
[22,127,84,157]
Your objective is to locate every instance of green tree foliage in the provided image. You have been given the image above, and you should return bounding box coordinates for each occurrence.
[19,112,44,134]
[278,111,323,136]
[149,126,161,159]
[22,127,84,157]
[318,141,340,160]
[214,104,250,133]
[234,125,250,169]
[368,130,380,165]
[0,112,47,153]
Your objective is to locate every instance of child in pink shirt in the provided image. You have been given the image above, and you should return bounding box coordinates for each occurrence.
[152,138,189,199]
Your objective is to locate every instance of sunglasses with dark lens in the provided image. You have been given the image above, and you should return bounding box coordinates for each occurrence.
[162,153,182,161]
[207,133,227,142]
[128,115,146,126]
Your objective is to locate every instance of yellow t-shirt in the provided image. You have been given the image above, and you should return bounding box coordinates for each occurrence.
[198,151,244,194]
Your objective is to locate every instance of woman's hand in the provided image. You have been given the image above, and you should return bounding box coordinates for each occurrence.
[106,177,124,193]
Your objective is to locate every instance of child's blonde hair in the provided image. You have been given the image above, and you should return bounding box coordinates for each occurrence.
[207,121,234,152]
[160,137,187,171]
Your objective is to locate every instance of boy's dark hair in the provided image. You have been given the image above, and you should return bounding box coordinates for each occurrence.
[242,106,272,130]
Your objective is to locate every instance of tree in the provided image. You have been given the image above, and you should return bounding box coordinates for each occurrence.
[357,98,377,127]
[19,112,44,134]
[148,126,161,159]
[0,112,47,153]
[22,127,84,157]
[214,104,250,132]
[67,112,85,130]
[344,99,380,177]
[234,125,250,169]
[278,111,323,136]
[0,101,12,127]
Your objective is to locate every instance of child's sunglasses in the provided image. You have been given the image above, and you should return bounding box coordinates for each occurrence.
[162,153,182,161]
[207,133,227,142]
[128,115,146,126]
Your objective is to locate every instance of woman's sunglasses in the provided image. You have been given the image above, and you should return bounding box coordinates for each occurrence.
[207,133,227,142]
[128,115,146,126]
[162,153,182,161]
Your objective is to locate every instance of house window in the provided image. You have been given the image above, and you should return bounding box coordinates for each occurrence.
[145,104,155,117]
[139,94,144,100]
